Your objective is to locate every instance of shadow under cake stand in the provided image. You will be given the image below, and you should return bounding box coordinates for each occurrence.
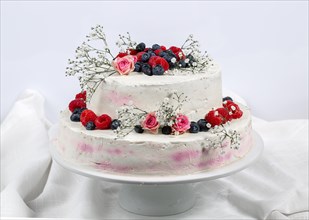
[50,130,263,216]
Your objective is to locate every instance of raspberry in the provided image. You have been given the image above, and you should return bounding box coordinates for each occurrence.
[95,114,112,129]
[154,49,162,56]
[223,100,234,108]
[69,99,86,112]
[223,101,243,119]
[115,52,128,58]
[80,110,97,126]
[158,58,169,71]
[75,91,86,101]
[217,107,231,122]
[128,49,138,55]
[148,56,161,67]
[160,45,166,51]
[149,57,169,71]
[205,109,223,127]
[169,46,185,61]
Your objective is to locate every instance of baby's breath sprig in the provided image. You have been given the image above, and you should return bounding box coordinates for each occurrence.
[116,32,137,52]
[65,25,117,102]
[115,103,148,137]
[156,92,188,126]
[208,125,241,149]
[180,34,213,73]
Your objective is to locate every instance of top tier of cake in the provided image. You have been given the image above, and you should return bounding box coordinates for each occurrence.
[89,63,222,121]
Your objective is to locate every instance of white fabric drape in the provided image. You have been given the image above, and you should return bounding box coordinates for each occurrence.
[1,89,308,219]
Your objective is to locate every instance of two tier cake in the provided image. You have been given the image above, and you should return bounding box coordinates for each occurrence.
[56,25,253,176]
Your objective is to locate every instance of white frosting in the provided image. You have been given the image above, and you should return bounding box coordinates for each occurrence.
[89,64,222,121]
[56,104,253,176]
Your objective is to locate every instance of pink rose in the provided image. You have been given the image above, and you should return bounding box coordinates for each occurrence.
[112,55,136,75]
[141,112,160,134]
[172,114,190,133]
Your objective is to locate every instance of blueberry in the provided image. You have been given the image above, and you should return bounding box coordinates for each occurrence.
[162,125,172,135]
[159,51,168,57]
[70,113,80,122]
[147,51,156,57]
[197,119,210,132]
[73,107,87,114]
[163,53,176,62]
[110,119,121,130]
[134,62,142,72]
[223,96,233,102]
[152,65,165,75]
[141,53,151,62]
[189,121,200,133]
[141,63,153,76]
[179,60,188,68]
[136,42,146,52]
[134,125,144,133]
[85,121,96,130]
[73,108,80,114]
[152,44,161,50]
[166,49,177,57]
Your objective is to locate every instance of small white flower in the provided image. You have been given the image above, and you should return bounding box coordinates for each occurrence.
[185,58,189,63]
[171,58,176,63]
[231,106,236,111]
[192,62,197,67]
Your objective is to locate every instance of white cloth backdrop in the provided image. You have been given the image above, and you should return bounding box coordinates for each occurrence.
[1,90,308,219]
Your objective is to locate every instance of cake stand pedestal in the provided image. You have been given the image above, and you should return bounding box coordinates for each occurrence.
[50,130,263,216]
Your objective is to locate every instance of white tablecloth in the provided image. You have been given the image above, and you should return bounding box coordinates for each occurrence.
[1,90,308,219]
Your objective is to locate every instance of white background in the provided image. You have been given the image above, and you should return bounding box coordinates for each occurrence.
[1,1,308,123]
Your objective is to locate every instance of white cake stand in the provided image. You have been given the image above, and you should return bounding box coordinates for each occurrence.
[50,130,263,216]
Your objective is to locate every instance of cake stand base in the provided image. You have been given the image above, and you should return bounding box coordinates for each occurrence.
[118,183,195,216]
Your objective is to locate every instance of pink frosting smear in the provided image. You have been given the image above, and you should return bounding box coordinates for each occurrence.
[171,150,201,162]
[107,91,132,106]
[107,148,122,155]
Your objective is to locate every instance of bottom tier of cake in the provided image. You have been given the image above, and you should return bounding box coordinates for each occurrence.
[55,104,253,176]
